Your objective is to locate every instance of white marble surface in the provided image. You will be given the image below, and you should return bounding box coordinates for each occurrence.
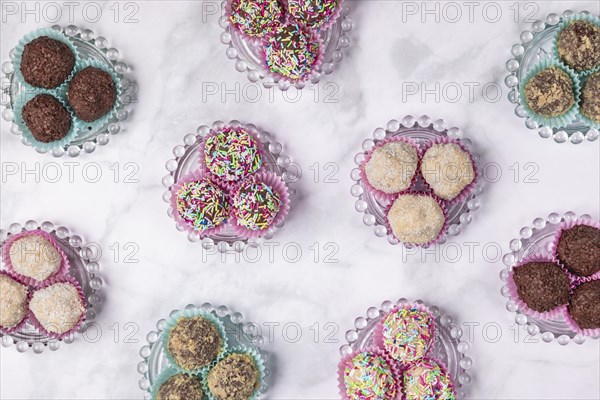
[1,1,600,399]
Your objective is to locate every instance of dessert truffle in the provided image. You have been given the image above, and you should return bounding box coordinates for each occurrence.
[556,224,600,277]
[29,282,85,335]
[523,66,575,117]
[167,316,224,371]
[204,127,262,182]
[176,179,230,232]
[207,353,259,400]
[287,0,339,28]
[387,194,445,245]
[264,22,321,81]
[568,280,600,330]
[21,94,72,143]
[232,178,282,231]
[580,71,600,123]
[403,358,455,400]
[8,233,62,282]
[67,66,116,122]
[512,261,570,312]
[0,274,29,330]
[156,373,204,400]
[228,0,284,39]
[421,143,475,201]
[20,36,75,89]
[342,352,398,400]
[380,306,434,363]
[364,141,419,195]
[557,20,600,72]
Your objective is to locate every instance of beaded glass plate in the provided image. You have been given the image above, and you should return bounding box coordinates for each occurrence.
[137,303,270,400]
[162,120,297,253]
[504,10,599,144]
[0,220,103,353]
[219,1,353,90]
[1,24,135,157]
[350,115,484,248]
[500,211,599,345]
[339,298,474,399]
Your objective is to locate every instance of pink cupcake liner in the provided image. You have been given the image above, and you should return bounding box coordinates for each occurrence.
[359,136,421,204]
[550,218,600,282]
[2,229,71,288]
[373,303,437,365]
[28,275,87,340]
[225,0,286,46]
[260,18,325,86]
[283,0,345,32]
[384,191,448,248]
[0,270,31,335]
[337,346,402,400]
[230,171,291,239]
[399,356,456,400]
[506,255,569,321]
[563,278,600,337]
[170,170,231,239]
[419,136,479,206]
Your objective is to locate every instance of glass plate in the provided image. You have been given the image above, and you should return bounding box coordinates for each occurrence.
[0,220,103,353]
[137,303,270,400]
[504,10,599,144]
[218,1,353,90]
[339,298,473,399]
[1,24,135,157]
[499,211,599,345]
[350,115,484,248]
[162,120,297,253]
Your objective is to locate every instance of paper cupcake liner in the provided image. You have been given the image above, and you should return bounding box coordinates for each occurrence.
[230,171,291,239]
[28,275,87,340]
[506,255,569,320]
[66,58,123,134]
[563,278,600,337]
[204,345,266,400]
[419,136,479,206]
[170,169,231,239]
[12,27,79,93]
[373,303,437,365]
[384,191,448,248]
[399,356,456,400]
[359,136,421,204]
[2,229,71,288]
[0,270,31,335]
[225,0,286,46]
[577,72,600,128]
[550,217,600,282]
[12,91,79,152]
[161,308,229,375]
[283,0,345,32]
[149,366,203,400]
[337,346,402,400]
[260,19,325,85]
[519,57,581,129]
[553,13,600,76]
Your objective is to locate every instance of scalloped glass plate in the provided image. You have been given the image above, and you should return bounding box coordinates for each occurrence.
[1,24,135,157]
[137,303,270,400]
[218,2,353,90]
[0,220,103,353]
[350,115,484,248]
[499,211,599,345]
[339,298,473,399]
[504,10,599,144]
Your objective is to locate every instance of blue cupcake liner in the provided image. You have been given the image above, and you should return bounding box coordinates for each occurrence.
[13,91,79,152]
[13,27,79,93]
[519,57,581,129]
[149,367,204,400]
[553,13,600,76]
[577,71,600,128]
[66,58,123,134]
[162,309,229,375]
[204,345,266,400]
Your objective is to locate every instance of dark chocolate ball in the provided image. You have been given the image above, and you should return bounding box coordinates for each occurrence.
[512,261,570,312]
[557,20,600,72]
[21,94,71,143]
[67,67,116,122]
[569,280,600,330]
[20,36,75,89]
[556,224,600,277]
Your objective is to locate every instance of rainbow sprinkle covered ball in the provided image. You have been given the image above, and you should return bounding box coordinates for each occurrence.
[287,0,339,28]
[228,0,284,38]
[403,358,455,400]
[381,306,434,363]
[204,126,263,182]
[176,179,229,231]
[233,178,282,231]
[343,352,398,400]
